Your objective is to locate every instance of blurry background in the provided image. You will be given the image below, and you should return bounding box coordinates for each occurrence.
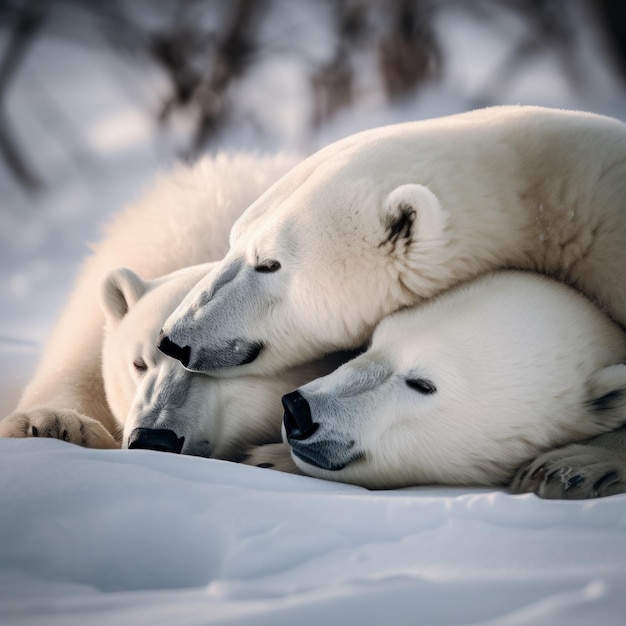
[1,0,625,412]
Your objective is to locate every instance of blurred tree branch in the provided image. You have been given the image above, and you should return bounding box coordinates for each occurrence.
[0,0,624,193]
[592,0,626,84]
[311,0,364,128]
[470,0,584,106]
[379,0,442,99]
[186,0,264,156]
[0,0,47,192]
[104,0,264,158]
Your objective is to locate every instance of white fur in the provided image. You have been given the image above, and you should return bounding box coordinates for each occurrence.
[0,154,301,446]
[100,263,351,459]
[283,271,626,489]
[161,106,626,377]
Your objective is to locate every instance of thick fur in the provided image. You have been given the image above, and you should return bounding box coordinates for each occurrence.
[161,106,626,498]
[255,272,626,490]
[0,154,301,446]
[162,106,626,376]
[100,263,353,459]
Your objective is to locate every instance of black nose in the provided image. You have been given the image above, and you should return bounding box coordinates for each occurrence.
[282,391,318,441]
[127,427,185,453]
[157,331,191,367]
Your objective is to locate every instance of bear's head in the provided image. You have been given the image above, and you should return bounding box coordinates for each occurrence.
[159,132,453,376]
[100,263,351,459]
[278,272,626,489]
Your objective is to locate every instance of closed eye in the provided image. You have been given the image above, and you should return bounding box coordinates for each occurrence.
[406,378,436,394]
[133,358,148,373]
[255,259,281,273]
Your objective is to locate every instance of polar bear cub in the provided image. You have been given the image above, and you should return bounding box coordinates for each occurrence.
[101,263,351,460]
[0,153,301,447]
[278,271,626,489]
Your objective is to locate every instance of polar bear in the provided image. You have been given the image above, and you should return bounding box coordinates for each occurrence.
[100,262,351,460]
[160,106,626,497]
[0,154,300,447]
[270,271,626,491]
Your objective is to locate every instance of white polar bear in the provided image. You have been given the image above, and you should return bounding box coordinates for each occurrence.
[273,271,626,491]
[100,261,349,462]
[0,154,301,447]
[160,106,626,498]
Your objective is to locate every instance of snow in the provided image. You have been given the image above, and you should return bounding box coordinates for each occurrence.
[1,439,626,626]
[2,3,626,624]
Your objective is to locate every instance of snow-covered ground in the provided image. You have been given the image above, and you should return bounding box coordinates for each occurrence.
[1,3,626,624]
[2,438,626,626]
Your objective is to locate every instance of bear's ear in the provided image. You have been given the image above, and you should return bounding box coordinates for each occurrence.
[99,267,149,324]
[586,364,626,429]
[380,184,448,249]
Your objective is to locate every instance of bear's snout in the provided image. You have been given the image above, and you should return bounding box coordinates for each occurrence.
[157,332,191,368]
[282,391,318,441]
[128,427,185,454]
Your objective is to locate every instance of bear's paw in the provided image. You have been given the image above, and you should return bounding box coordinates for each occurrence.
[510,435,626,499]
[0,408,119,449]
